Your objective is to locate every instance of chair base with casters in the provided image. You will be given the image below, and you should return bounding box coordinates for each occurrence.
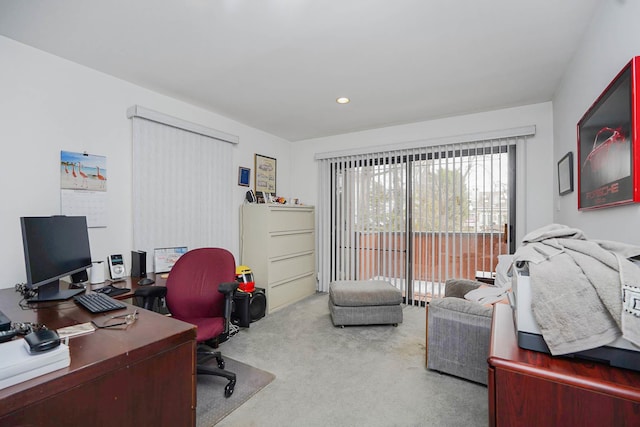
[134,282,238,397]
[198,344,236,397]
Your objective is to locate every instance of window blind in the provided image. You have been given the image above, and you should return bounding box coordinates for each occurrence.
[131,115,234,272]
[317,129,533,303]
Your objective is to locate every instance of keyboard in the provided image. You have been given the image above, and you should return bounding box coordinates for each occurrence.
[74,293,127,314]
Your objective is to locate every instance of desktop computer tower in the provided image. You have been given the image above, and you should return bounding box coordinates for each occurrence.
[131,250,147,278]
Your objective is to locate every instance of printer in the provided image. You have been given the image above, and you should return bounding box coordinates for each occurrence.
[509,268,640,372]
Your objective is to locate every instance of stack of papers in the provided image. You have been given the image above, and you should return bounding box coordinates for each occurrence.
[0,338,70,390]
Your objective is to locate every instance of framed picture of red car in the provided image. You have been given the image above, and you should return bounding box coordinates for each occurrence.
[578,56,640,210]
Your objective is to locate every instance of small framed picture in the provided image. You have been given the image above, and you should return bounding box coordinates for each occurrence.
[238,167,251,187]
[557,152,574,196]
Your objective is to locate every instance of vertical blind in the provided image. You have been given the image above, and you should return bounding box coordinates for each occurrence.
[131,115,234,271]
[317,131,532,302]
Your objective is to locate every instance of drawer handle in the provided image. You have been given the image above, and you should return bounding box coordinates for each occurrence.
[270,230,314,237]
[270,250,314,262]
[271,271,315,288]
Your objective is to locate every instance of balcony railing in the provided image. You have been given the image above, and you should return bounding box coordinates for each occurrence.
[339,231,506,303]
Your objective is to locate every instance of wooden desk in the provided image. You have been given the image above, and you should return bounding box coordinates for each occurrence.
[488,304,640,426]
[0,285,196,426]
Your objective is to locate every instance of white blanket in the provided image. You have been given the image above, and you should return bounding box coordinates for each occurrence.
[464,286,510,305]
[514,224,640,355]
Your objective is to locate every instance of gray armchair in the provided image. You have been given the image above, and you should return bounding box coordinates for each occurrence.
[426,279,493,385]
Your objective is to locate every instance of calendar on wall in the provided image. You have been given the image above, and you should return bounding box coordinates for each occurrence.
[60,151,108,227]
[61,189,107,228]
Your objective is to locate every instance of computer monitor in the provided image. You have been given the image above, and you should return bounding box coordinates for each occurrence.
[21,215,92,302]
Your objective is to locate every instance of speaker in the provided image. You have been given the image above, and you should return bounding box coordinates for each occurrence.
[249,287,266,322]
[70,269,88,285]
[108,254,126,279]
[131,250,147,278]
[90,261,105,284]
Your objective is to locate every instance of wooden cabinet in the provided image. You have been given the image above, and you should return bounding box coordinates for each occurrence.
[488,304,640,427]
[240,204,316,314]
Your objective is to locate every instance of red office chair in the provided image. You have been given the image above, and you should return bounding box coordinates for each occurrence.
[164,247,238,397]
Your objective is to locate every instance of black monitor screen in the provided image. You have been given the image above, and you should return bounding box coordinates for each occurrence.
[21,216,92,301]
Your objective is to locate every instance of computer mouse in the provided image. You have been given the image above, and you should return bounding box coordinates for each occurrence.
[101,287,112,294]
[138,278,155,286]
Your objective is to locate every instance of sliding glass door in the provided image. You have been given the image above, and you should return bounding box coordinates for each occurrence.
[320,139,516,304]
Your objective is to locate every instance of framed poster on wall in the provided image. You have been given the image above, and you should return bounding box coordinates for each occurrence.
[254,154,276,195]
[577,56,640,210]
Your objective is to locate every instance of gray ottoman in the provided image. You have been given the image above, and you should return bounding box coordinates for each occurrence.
[329,280,403,326]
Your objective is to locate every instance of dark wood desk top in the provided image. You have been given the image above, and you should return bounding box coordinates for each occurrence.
[0,283,195,417]
[489,304,640,403]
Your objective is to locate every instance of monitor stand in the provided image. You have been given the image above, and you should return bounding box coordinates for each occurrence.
[26,280,85,302]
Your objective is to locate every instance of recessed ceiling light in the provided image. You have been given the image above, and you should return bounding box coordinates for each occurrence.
[336,97,350,104]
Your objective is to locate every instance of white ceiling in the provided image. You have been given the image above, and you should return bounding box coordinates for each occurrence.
[0,0,601,141]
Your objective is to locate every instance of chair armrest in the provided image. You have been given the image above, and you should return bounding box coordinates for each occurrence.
[219,282,239,324]
[429,296,493,318]
[444,278,486,298]
[218,282,239,295]
[133,286,167,311]
[134,285,167,298]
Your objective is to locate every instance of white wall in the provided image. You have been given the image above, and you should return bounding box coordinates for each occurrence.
[0,36,292,289]
[1,22,571,290]
[553,0,640,241]
[291,102,555,244]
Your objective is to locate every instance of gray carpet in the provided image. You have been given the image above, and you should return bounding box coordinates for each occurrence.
[214,293,488,427]
[197,357,275,426]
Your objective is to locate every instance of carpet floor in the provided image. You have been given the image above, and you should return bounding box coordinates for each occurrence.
[214,293,488,427]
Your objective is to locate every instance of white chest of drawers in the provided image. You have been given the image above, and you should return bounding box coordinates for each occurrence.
[240,204,316,314]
